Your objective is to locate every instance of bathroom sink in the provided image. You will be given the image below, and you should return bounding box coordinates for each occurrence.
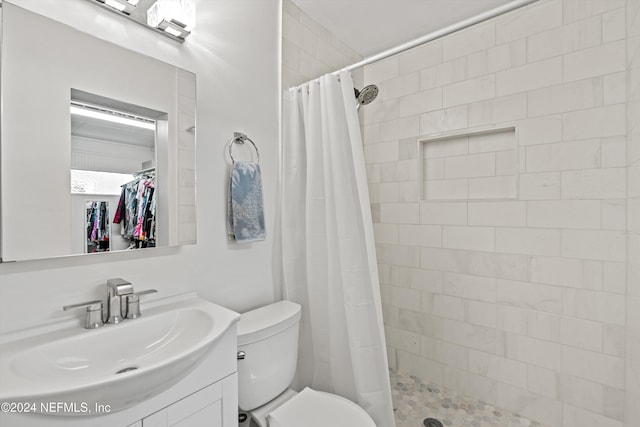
[0,297,239,416]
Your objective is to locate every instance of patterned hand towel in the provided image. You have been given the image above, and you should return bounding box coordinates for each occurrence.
[227,161,266,242]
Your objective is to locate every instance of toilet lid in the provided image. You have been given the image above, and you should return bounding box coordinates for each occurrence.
[266,387,376,427]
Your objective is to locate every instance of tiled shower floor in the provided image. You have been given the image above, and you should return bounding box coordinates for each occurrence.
[390,370,550,427]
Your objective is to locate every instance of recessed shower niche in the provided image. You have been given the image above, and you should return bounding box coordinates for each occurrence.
[420,127,517,201]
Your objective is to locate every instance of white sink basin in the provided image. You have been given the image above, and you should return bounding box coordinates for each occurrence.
[0,297,239,416]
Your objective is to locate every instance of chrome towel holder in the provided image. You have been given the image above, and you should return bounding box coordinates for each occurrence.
[228,132,260,163]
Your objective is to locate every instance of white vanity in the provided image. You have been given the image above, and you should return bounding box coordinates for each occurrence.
[0,295,240,427]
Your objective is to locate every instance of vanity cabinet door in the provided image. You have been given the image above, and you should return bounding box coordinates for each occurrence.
[172,402,222,427]
[143,380,225,427]
[142,410,167,427]
[165,381,223,427]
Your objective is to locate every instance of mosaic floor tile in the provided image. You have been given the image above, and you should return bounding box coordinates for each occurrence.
[390,370,551,427]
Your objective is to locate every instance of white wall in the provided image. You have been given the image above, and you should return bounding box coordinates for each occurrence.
[0,0,281,333]
[281,0,361,90]
[626,1,640,426]
[363,1,628,426]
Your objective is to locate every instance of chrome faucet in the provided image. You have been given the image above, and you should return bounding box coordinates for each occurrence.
[106,278,134,324]
[64,279,158,329]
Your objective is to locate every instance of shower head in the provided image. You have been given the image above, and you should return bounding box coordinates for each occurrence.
[354,84,379,109]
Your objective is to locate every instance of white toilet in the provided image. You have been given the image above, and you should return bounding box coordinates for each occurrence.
[237,300,377,427]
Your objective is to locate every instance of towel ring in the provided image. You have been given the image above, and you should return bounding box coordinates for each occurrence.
[228,132,260,163]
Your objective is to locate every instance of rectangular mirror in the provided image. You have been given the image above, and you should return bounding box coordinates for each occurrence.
[0,2,196,262]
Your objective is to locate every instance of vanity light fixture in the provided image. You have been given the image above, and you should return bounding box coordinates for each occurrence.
[70,102,156,131]
[97,0,139,15]
[87,0,192,43]
[147,0,196,40]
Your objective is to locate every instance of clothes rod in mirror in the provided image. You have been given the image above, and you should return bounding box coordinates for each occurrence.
[86,0,196,42]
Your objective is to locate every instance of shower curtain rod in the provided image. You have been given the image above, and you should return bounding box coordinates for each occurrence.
[335,0,540,74]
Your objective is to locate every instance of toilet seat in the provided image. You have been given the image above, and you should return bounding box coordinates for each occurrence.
[266,387,376,427]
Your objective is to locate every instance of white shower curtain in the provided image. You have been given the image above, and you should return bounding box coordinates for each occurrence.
[277,70,396,427]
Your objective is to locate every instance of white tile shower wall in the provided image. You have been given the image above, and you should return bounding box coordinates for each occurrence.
[626,0,640,426]
[422,129,517,200]
[281,0,361,90]
[364,1,628,425]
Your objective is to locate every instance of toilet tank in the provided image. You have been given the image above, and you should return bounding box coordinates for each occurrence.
[237,300,301,411]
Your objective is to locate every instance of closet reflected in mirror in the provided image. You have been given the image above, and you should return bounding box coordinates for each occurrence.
[69,90,162,254]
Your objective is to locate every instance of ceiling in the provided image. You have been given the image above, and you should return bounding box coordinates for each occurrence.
[71,115,155,148]
[290,0,516,57]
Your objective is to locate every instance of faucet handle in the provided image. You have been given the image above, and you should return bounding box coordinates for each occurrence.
[135,289,158,297]
[125,289,158,319]
[63,300,104,329]
[63,299,102,311]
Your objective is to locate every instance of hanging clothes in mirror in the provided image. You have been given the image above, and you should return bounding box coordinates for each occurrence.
[113,169,156,249]
[86,201,110,253]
